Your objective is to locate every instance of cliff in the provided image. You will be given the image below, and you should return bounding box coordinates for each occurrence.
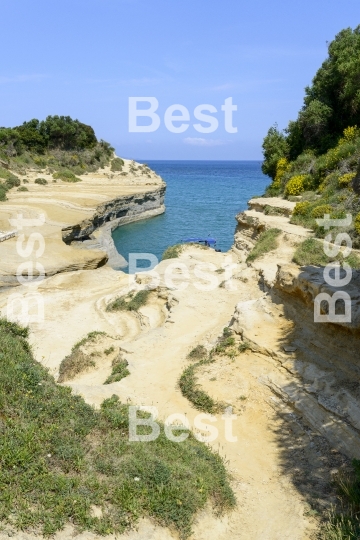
[0,158,165,286]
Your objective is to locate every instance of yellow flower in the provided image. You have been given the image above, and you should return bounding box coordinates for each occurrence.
[285,175,308,196]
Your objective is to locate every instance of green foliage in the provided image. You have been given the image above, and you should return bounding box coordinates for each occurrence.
[52,169,81,182]
[246,228,281,262]
[106,290,151,312]
[293,201,311,216]
[34,177,48,185]
[104,356,130,384]
[179,360,220,414]
[111,157,124,171]
[0,318,235,538]
[162,244,183,260]
[262,124,289,179]
[292,238,360,268]
[262,25,360,170]
[187,345,208,361]
[285,175,311,196]
[321,460,360,539]
[17,186,28,192]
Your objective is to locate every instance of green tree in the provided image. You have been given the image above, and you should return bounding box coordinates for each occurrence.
[261,124,289,179]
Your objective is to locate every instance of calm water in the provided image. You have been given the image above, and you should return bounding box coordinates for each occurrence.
[112,161,269,272]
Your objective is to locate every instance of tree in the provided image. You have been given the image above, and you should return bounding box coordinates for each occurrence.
[261,124,289,179]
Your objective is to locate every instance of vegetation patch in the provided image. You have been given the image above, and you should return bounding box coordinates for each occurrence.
[321,460,360,539]
[17,186,28,192]
[53,169,82,182]
[293,238,360,268]
[180,329,237,412]
[106,290,151,312]
[187,345,208,361]
[104,355,130,384]
[34,177,48,185]
[161,244,184,260]
[110,157,124,171]
[58,331,106,382]
[0,318,235,538]
[246,228,281,262]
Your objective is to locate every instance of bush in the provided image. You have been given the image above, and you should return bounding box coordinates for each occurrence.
[292,238,330,266]
[311,204,333,218]
[293,201,311,216]
[246,228,281,262]
[104,356,130,384]
[285,175,309,196]
[34,177,48,185]
[111,157,124,171]
[355,213,360,235]
[0,185,8,201]
[53,169,82,182]
[17,186,28,192]
[339,172,356,187]
[187,345,208,361]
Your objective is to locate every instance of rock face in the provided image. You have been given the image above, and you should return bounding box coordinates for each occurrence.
[61,186,166,244]
[234,212,266,253]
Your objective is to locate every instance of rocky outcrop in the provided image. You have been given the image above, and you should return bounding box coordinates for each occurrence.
[248,197,295,216]
[234,212,266,254]
[61,186,166,244]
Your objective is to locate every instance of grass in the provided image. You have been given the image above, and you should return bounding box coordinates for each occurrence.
[238,341,252,353]
[161,244,183,260]
[293,238,360,269]
[321,460,360,539]
[246,228,281,262]
[104,355,130,384]
[0,318,235,538]
[106,290,151,312]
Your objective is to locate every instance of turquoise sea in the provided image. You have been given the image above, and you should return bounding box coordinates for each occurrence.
[112,161,269,272]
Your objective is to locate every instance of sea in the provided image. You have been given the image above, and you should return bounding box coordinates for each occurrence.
[112,160,269,272]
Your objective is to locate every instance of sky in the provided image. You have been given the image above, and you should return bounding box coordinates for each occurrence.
[1,1,359,160]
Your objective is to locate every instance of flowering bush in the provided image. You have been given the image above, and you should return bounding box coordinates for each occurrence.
[339,126,360,144]
[338,172,356,187]
[285,175,308,196]
[311,205,333,218]
[355,213,360,235]
[293,201,311,216]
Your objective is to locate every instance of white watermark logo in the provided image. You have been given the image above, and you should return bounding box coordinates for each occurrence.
[128,253,239,291]
[129,406,237,443]
[128,97,237,134]
[6,214,46,325]
[314,214,352,323]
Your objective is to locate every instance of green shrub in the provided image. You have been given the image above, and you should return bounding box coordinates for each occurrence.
[0,318,235,537]
[5,176,20,188]
[179,361,220,414]
[110,157,124,171]
[17,186,28,192]
[355,213,360,235]
[246,228,281,262]
[293,201,311,216]
[53,169,82,182]
[311,204,333,218]
[187,345,208,361]
[34,177,48,185]
[338,172,356,187]
[104,356,130,384]
[0,185,8,201]
[285,175,309,196]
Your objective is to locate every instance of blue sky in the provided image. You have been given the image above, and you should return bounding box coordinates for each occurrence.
[1,0,359,160]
